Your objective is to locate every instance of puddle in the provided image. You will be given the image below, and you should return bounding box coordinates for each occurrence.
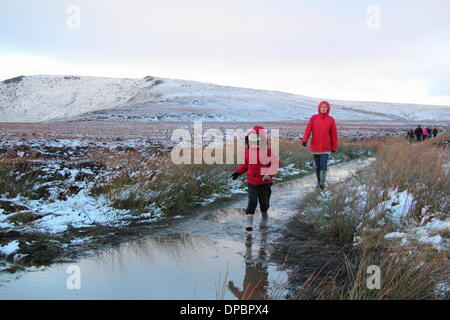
[0,232,288,299]
[0,158,373,299]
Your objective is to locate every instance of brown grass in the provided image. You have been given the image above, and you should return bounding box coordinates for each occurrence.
[292,239,449,300]
[7,212,40,224]
[371,133,449,221]
[290,133,450,299]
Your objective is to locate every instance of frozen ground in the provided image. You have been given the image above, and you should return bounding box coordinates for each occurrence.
[0,120,446,147]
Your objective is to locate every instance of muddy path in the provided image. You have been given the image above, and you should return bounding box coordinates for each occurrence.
[0,159,373,299]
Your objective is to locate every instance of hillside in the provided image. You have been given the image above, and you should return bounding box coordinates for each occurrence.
[1,75,449,122]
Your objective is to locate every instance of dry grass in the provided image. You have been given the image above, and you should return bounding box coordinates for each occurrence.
[371,133,449,221]
[279,137,374,172]
[301,133,449,243]
[7,211,40,224]
[299,171,389,245]
[91,148,238,215]
[0,163,40,199]
[292,239,449,300]
[290,133,450,299]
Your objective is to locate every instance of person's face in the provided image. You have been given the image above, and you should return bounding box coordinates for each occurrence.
[248,134,259,148]
[320,104,328,114]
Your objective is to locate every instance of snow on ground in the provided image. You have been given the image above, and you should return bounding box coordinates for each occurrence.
[0,240,20,256]
[314,174,450,252]
[8,190,135,234]
[370,189,416,226]
[384,214,450,251]
[0,142,165,239]
[0,184,158,235]
[1,75,449,123]
[0,75,151,122]
[366,188,449,251]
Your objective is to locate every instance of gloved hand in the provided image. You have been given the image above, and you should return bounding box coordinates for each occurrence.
[302,141,307,147]
[332,150,336,153]
[262,175,271,181]
[230,172,240,180]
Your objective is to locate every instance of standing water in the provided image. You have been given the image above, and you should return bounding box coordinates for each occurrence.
[0,159,373,299]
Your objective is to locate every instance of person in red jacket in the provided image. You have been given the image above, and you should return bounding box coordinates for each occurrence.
[301,101,338,189]
[231,126,279,231]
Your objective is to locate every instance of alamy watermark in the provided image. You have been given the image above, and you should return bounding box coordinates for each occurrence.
[170,122,279,175]
[66,264,81,290]
[366,5,381,30]
[366,265,381,289]
[66,5,81,30]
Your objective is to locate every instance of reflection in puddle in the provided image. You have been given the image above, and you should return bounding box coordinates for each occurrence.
[228,232,270,300]
[0,232,288,299]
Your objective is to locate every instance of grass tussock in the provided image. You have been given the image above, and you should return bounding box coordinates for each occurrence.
[293,240,449,300]
[7,211,40,224]
[372,134,449,221]
[290,132,449,299]
[301,133,449,244]
[91,149,239,215]
[0,162,40,199]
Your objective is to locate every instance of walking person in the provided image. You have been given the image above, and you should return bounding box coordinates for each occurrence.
[422,127,428,140]
[415,125,423,141]
[301,101,338,189]
[406,129,414,143]
[433,128,438,138]
[231,126,279,231]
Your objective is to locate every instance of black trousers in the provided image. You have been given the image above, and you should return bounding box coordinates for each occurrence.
[246,183,272,215]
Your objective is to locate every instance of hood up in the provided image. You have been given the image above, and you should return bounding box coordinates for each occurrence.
[245,125,268,146]
[317,101,331,117]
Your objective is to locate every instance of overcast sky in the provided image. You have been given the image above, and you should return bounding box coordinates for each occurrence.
[1,0,449,105]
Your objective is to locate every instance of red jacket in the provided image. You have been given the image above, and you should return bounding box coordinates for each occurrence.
[236,126,279,186]
[301,101,338,152]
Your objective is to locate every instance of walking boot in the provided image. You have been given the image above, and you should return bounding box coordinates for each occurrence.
[319,170,327,189]
[260,211,269,228]
[315,168,321,188]
[246,214,254,231]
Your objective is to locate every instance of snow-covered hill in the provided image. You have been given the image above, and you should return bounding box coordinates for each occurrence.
[1,75,449,122]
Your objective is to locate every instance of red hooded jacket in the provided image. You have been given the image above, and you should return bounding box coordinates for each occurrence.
[235,126,279,186]
[301,101,338,152]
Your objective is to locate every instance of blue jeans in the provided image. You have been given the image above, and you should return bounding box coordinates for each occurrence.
[313,154,329,170]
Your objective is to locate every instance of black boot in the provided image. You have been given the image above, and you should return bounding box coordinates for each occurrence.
[315,168,321,188]
[319,170,327,189]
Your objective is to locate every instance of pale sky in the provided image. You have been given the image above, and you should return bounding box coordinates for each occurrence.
[1,0,450,105]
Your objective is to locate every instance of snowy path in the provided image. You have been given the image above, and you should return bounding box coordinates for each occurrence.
[0,158,373,299]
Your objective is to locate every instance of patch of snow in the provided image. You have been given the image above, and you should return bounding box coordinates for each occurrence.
[369,188,415,226]
[18,188,133,233]
[0,240,20,256]
[70,237,93,246]
[384,232,407,239]
[389,190,415,225]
